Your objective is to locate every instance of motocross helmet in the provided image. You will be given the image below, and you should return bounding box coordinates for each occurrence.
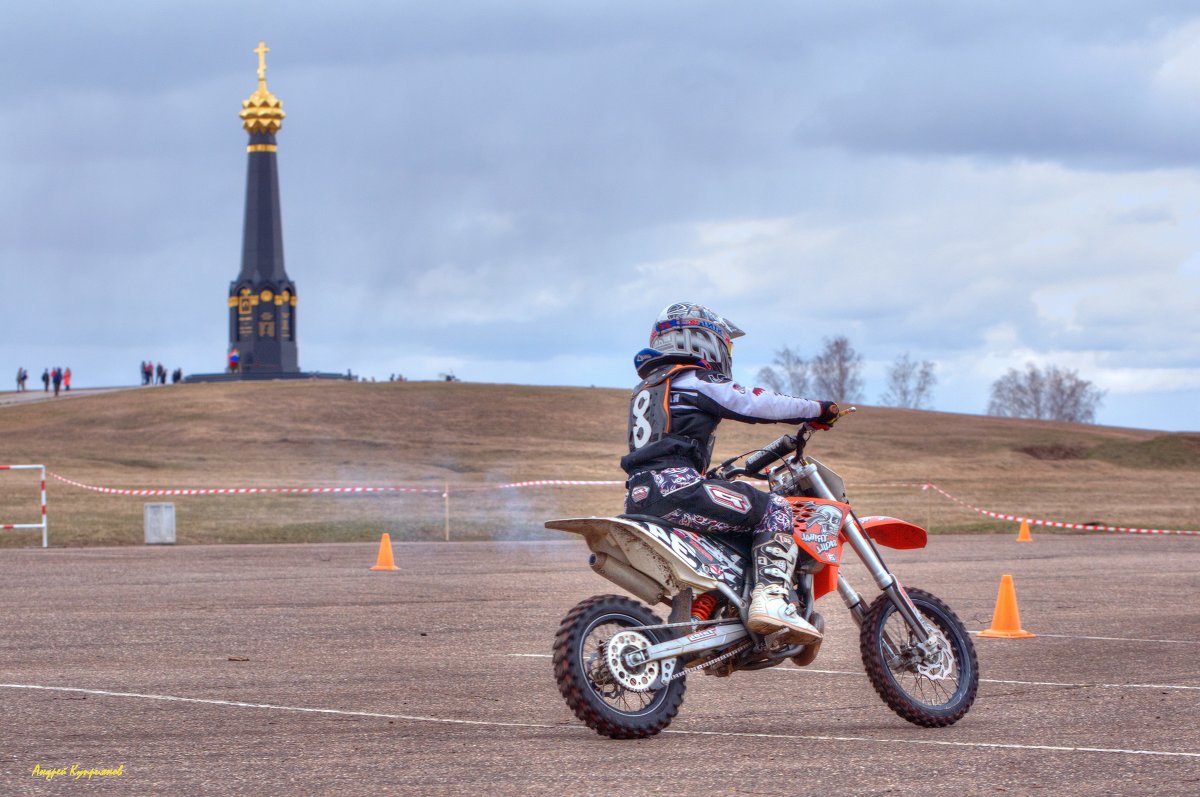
[646,302,744,378]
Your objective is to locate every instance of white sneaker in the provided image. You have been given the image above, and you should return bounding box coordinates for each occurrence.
[747,584,822,645]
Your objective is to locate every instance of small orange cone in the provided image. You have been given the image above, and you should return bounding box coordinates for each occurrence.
[1016,519,1033,543]
[369,533,399,571]
[978,574,1035,638]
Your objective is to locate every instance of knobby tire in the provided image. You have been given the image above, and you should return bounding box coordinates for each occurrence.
[552,594,686,739]
[859,587,979,727]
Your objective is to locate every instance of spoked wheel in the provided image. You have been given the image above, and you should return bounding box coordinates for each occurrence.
[860,587,979,727]
[552,594,686,739]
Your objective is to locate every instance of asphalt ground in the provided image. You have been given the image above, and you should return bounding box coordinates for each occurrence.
[1,533,1198,796]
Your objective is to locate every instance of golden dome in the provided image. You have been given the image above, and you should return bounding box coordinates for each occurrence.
[240,41,285,135]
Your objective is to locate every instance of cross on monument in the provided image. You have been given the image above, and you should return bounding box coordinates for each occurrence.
[255,40,269,82]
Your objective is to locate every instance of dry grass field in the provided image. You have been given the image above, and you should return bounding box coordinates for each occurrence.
[0,380,1196,547]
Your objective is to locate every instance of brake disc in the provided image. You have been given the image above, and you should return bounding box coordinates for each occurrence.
[604,630,659,692]
[913,627,955,680]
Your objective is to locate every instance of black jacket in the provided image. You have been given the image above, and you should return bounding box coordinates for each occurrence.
[620,363,825,474]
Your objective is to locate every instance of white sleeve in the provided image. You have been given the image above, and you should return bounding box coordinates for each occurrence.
[674,371,824,424]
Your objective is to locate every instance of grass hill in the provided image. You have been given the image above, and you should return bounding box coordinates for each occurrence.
[0,380,1196,547]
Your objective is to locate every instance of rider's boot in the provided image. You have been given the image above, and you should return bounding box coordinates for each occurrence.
[747,530,822,645]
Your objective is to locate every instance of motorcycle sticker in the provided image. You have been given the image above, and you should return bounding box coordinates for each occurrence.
[636,521,748,592]
[791,500,846,565]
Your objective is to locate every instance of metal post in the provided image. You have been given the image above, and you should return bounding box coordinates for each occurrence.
[0,464,48,547]
[40,465,47,548]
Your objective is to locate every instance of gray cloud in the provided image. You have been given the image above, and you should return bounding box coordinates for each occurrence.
[2,2,1198,429]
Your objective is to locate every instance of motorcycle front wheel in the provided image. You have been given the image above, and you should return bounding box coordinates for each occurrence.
[552,594,686,739]
[859,587,979,727]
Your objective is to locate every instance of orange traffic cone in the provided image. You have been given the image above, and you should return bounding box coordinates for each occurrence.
[1016,519,1033,543]
[978,574,1035,638]
[369,533,399,571]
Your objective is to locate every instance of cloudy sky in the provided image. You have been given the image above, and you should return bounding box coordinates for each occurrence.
[3,1,1199,431]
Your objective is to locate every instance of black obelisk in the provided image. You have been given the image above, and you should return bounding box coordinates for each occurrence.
[227,41,298,375]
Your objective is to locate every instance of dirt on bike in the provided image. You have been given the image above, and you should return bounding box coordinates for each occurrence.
[546,410,979,739]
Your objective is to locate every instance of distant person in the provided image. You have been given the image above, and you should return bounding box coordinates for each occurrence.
[142,360,152,386]
[228,349,240,374]
[51,367,62,397]
[42,368,49,392]
[172,367,182,384]
[63,367,71,391]
[15,367,23,392]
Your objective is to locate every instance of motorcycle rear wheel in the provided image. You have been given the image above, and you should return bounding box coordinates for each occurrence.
[859,587,978,727]
[552,594,686,739]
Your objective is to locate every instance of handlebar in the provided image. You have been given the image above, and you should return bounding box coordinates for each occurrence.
[742,433,799,473]
[705,406,857,481]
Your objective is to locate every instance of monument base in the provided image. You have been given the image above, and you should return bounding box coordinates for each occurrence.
[184,370,351,383]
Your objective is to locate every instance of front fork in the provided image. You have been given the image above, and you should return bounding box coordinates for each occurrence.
[803,466,932,644]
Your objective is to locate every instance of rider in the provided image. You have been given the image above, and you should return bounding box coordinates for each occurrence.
[621,302,839,644]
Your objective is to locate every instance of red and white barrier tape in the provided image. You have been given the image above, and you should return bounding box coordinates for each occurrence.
[47,473,623,497]
[49,473,442,497]
[44,472,1200,537]
[866,481,1200,537]
[491,479,624,489]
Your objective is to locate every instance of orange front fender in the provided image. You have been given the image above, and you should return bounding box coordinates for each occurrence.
[858,515,927,550]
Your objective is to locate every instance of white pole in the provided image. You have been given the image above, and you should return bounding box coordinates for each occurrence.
[443,481,450,542]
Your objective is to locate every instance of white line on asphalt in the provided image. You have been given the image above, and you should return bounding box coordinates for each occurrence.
[0,683,548,729]
[505,656,1200,691]
[972,631,1200,645]
[2,682,1197,760]
[767,667,1200,691]
[1031,633,1200,645]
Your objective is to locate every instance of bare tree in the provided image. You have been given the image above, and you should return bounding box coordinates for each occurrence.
[987,363,1105,423]
[811,336,863,403]
[755,346,810,395]
[880,353,937,409]
[755,366,783,393]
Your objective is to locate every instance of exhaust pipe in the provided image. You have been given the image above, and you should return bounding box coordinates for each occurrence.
[589,552,666,606]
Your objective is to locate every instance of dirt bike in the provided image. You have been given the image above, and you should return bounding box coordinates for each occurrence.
[547,411,978,739]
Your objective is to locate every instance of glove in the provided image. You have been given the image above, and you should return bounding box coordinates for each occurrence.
[809,401,840,430]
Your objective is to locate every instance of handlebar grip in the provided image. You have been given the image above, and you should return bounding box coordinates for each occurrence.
[743,434,798,474]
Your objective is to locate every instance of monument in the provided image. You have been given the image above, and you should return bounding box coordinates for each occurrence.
[228,40,298,376]
[189,41,345,383]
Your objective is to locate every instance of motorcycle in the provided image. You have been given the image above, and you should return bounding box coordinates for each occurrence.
[547,411,979,739]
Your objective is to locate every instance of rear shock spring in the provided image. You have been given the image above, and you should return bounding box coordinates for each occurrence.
[691,592,721,622]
